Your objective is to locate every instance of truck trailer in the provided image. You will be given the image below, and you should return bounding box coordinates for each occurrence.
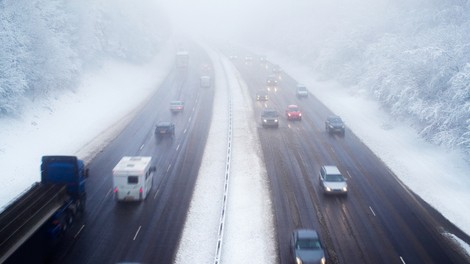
[0,155,88,263]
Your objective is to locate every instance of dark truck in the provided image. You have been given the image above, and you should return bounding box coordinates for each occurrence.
[0,155,88,263]
[155,121,175,141]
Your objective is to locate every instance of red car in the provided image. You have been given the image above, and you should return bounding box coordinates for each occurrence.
[286,105,302,120]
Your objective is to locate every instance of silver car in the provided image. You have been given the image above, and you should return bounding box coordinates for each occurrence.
[319,165,348,195]
[290,229,326,264]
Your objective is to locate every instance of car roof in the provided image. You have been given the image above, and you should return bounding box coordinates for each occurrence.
[263,108,277,112]
[157,121,173,126]
[295,229,319,240]
[288,104,299,108]
[328,115,342,120]
[323,165,341,175]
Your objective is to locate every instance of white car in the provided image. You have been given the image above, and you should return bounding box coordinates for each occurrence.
[296,85,308,98]
[319,165,348,195]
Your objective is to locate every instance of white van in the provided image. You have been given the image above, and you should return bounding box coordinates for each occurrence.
[113,156,156,201]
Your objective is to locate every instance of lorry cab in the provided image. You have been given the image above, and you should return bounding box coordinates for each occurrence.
[113,156,156,202]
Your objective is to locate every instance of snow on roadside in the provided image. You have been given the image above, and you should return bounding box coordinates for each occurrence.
[174,48,276,263]
[0,43,174,210]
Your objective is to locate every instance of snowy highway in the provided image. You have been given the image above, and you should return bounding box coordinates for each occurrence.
[3,44,470,264]
[231,53,469,264]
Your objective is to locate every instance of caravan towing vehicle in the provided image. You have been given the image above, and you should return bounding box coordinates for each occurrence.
[113,156,156,202]
[0,155,88,263]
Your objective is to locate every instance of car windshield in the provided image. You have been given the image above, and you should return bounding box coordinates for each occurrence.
[288,107,299,111]
[298,87,306,91]
[171,102,182,106]
[329,117,343,124]
[325,174,344,182]
[296,238,321,250]
[263,111,278,117]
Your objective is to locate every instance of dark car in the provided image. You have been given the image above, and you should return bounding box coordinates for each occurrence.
[155,121,175,141]
[256,90,269,101]
[261,108,279,128]
[325,115,345,135]
[291,229,326,264]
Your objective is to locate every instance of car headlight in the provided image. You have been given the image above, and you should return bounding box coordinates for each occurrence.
[274,119,278,122]
[263,119,267,122]
[295,257,303,264]
[342,186,348,192]
[321,257,326,264]
[325,187,331,192]
[299,113,302,116]
[288,113,291,116]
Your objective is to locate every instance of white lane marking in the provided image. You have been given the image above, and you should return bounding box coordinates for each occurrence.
[176,144,180,151]
[133,226,142,240]
[154,189,160,199]
[105,188,112,199]
[346,170,352,179]
[288,124,291,129]
[184,128,188,134]
[192,106,196,112]
[139,144,144,150]
[400,256,406,264]
[330,147,336,154]
[369,206,376,217]
[167,164,172,172]
[189,116,192,122]
[74,225,85,239]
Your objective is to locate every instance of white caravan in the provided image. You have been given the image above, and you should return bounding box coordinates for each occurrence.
[113,156,156,201]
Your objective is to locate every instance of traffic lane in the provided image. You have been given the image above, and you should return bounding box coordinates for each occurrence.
[272,78,465,263]
[325,121,468,263]
[48,69,195,263]
[49,48,214,263]
[241,60,393,263]
[235,59,469,263]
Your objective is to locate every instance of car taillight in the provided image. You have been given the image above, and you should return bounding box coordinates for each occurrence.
[114,187,118,193]
[139,187,143,193]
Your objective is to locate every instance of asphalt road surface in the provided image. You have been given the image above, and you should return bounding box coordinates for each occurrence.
[232,54,470,264]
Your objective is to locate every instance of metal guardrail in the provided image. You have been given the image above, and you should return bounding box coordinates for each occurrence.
[213,55,233,264]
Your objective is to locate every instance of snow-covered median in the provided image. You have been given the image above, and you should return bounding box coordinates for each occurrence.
[174,49,275,263]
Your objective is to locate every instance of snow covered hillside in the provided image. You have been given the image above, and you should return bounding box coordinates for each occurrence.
[0,0,169,115]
